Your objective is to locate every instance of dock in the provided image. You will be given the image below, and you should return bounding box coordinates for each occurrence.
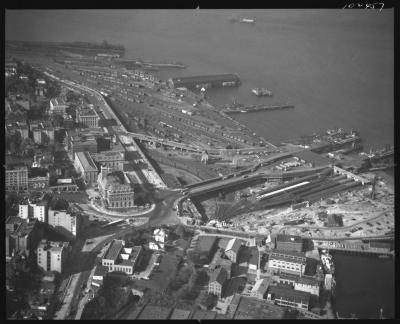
[168,74,241,89]
[222,103,294,114]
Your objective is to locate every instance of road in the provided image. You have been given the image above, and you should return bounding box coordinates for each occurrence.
[277,210,389,234]
[56,188,182,319]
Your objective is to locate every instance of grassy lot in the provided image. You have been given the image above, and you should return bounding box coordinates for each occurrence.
[134,250,180,292]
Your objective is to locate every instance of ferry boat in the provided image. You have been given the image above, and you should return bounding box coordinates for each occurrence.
[252,88,273,96]
[320,249,335,274]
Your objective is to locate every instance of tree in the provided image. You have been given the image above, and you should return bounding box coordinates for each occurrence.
[41,133,50,147]
[52,114,64,127]
[50,197,69,210]
[175,224,185,238]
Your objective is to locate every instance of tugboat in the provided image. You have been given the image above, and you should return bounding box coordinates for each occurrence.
[320,249,335,274]
[252,88,273,96]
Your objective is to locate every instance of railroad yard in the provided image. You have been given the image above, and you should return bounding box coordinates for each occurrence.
[5,38,394,321]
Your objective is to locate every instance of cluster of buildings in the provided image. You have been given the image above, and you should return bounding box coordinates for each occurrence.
[191,233,324,316]
[5,216,43,260]
[18,198,80,238]
[5,61,18,77]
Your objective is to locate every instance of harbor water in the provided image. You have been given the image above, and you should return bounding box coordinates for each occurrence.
[6,9,395,319]
[6,9,394,148]
[332,252,395,319]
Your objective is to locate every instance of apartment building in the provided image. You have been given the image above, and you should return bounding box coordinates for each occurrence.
[48,209,79,237]
[19,200,48,222]
[6,165,28,191]
[37,240,70,273]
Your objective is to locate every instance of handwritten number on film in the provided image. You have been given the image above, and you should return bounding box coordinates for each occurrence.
[343,3,384,10]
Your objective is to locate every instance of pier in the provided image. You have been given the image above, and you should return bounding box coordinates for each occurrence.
[223,103,294,114]
[168,73,241,89]
[313,240,394,257]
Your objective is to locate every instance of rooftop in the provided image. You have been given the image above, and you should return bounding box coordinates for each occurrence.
[197,235,218,253]
[50,98,67,107]
[78,106,98,117]
[103,239,124,262]
[269,284,311,304]
[37,240,69,252]
[234,296,286,319]
[92,150,125,161]
[276,234,303,244]
[279,272,300,282]
[191,310,217,320]
[137,305,172,320]
[75,151,98,172]
[225,238,242,254]
[6,164,28,172]
[297,276,319,287]
[209,267,227,285]
[270,249,306,259]
[116,246,142,266]
[94,265,109,277]
[248,246,259,266]
[169,309,191,320]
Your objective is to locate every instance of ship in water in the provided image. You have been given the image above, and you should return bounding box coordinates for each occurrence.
[252,88,273,96]
[228,16,255,24]
[320,249,335,274]
[240,18,256,24]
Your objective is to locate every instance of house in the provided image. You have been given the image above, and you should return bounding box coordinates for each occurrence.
[208,267,228,298]
[224,238,242,263]
[250,278,271,299]
[149,228,168,250]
